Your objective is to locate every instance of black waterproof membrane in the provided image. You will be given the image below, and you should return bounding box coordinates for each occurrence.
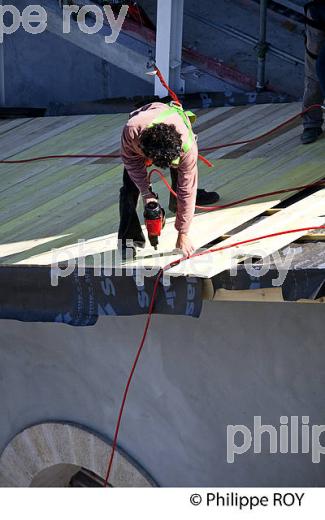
[0,266,203,326]
[211,243,325,302]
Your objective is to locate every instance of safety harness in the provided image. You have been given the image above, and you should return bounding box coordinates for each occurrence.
[146,101,197,167]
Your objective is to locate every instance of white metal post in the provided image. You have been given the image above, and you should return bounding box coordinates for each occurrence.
[0,1,5,106]
[155,0,185,98]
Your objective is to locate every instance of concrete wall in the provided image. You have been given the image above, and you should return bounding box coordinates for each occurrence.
[0,301,324,487]
[3,1,151,108]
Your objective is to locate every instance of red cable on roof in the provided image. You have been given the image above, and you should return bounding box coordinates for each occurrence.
[0,104,322,165]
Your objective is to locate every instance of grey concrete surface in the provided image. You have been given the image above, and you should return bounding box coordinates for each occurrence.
[0,301,324,486]
[3,0,306,108]
[143,0,306,98]
[4,0,152,108]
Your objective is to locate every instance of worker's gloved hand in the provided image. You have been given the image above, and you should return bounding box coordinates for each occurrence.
[176,233,195,257]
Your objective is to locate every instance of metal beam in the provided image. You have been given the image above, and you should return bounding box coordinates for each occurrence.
[185,10,304,67]
[272,0,304,15]
[44,0,153,85]
[155,0,185,98]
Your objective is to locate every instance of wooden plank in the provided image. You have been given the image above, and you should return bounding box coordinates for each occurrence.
[126,200,281,265]
[0,114,125,197]
[0,234,69,259]
[1,104,325,268]
[0,116,124,214]
[194,106,245,134]
[245,126,301,159]
[0,164,122,241]
[0,118,33,136]
[297,233,325,242]
[0,114,124,173]
[201,156,325,209]
[212,288,325,304]
[203,109,301,168]
[14,232,119,265]
[198,103,298,159]
[197,104,275,151]
[0,115,95,160]
[5,155,325,264]
[0,114,123,196]
[221,119,301,160]
[8,206,117,265]
[213,288,284,302]
[166,215,325,277]
[167,190,325,277]
[13,200,279,265]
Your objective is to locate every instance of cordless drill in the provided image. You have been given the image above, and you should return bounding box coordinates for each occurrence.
[144,201,166,250]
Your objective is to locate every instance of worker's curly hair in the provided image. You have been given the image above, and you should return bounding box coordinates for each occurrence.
[139,123,182,169]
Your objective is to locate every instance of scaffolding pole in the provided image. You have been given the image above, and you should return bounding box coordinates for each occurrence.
[256,0,268,92]
[0,1,5,106]
[155,0,185,98]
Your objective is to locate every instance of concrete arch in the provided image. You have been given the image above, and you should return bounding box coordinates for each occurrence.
[0,423,155,487]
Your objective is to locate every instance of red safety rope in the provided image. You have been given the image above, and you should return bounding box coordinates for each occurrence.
[153,66,182,105]
[104,223,325,486]
[0,104,322,166]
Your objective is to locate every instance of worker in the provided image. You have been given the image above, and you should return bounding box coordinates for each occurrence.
[316,40,325,95]
[119,102,220,258]
[301,0,325,144]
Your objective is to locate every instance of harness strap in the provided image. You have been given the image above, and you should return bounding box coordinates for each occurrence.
[147,102,197,164]
[146,102,215,167]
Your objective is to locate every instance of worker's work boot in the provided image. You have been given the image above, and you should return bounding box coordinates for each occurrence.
[169,189,220,214]
[168,194,177,214]
[301,127,322,145]
[196,189,220,207]
[118,240,146,262]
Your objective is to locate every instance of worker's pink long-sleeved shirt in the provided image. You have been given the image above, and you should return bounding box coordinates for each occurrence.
[120,102,198,234]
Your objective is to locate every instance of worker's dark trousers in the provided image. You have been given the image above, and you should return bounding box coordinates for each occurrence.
[169,167,178,211]
[303,5,325,128]
[317,42,325,97]
[118,168,180,248]
[118,168,146,249]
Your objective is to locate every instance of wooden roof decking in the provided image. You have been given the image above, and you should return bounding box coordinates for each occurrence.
[0,102,324,271]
